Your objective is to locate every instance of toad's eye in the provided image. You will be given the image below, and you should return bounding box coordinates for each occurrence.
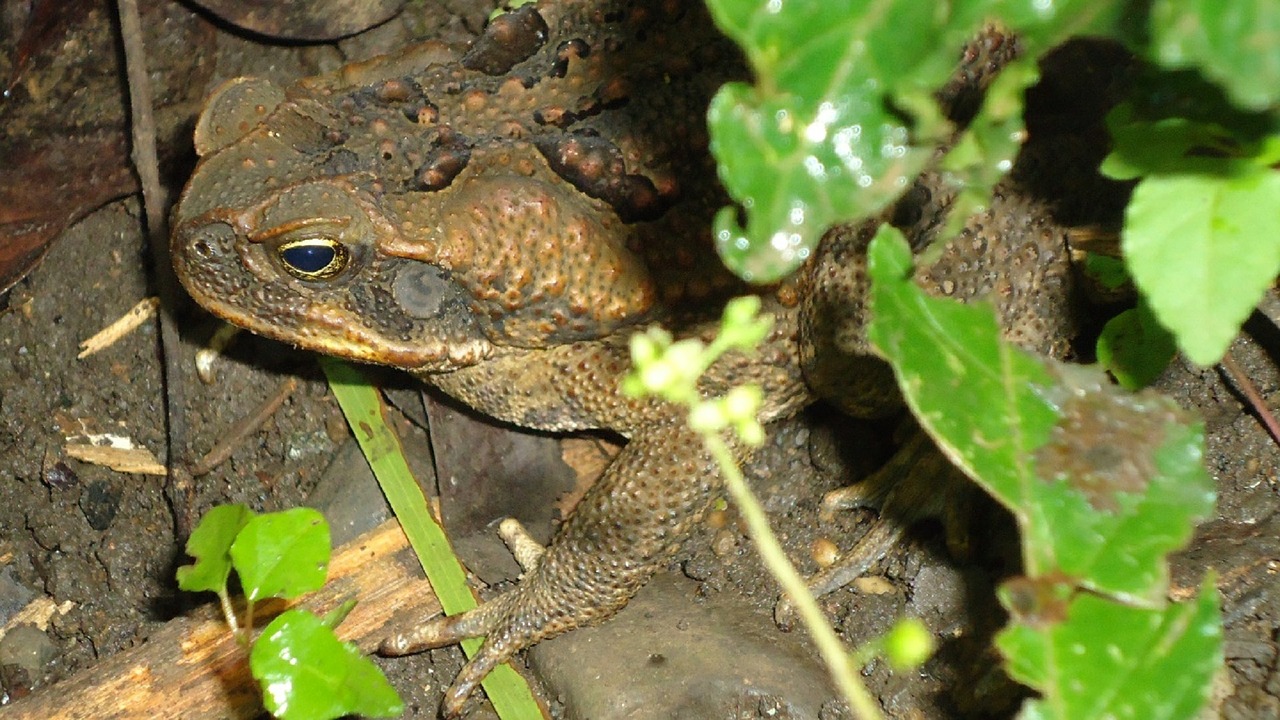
[277,237,350,280]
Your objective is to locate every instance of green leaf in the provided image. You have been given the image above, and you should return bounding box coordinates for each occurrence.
[703,0,978,283]
[865,226,1215,603]
[990,0,1130,48]
[996,577,1223,720]
[1102,108,1256,180]
[1083,253,1130,291]
[706,74,931,283]
[176,503,254,594]
[1100,69,1280,182]
[230,508,330,603]
[703,0,1130,283]
[320,357,545,718]
[1150,0,1280,112]
[251,609,403,720]
[1097,305,1177,390]
[1122,169,1280,365]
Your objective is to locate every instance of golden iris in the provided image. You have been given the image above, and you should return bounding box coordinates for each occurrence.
[277,237,350,280]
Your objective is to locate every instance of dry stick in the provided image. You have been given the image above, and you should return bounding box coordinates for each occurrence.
[1220,350,1280,448]
[190,377,300,476]
[2,520,443,720]
[116,0,194,534]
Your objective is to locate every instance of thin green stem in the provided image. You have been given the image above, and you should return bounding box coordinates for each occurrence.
[217,588,251,646]
[243,598,256,636]
[702,433,884,720]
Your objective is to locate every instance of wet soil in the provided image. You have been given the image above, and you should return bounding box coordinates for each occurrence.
[1,2,1278,718]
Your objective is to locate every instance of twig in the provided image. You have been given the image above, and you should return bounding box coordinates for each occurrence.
[78,296,160,358]
[190,377,300,476]
[1220,350,1280,448]
[115,0,165,259]
[115,0,192,533]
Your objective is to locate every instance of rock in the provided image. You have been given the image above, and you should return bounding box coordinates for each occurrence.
[306,439,392,548]
[531,573,838,719]
[0,625,55,677]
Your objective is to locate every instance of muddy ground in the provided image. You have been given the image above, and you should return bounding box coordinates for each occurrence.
[1,2,1278,718]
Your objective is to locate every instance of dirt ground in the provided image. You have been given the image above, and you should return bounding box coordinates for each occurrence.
[1,2,1278,718]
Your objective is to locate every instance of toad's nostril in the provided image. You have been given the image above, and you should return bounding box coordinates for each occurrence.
[184,223,237,261]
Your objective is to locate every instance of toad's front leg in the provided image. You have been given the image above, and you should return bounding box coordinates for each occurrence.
[381,419,722,718]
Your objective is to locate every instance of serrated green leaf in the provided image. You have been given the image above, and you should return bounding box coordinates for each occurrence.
[1097,305,1177,390]
[251,609,403,720]
[231,508,330,603]
[703,0,1129,284]
[708,2,961,101]
[176,503,254,594]
[703,0,983,283]
[706,68,933,283]
[1122,169,1280,366]
[866,226,1215,602]
[996,577,1223,720]
[1151,0,1280,112]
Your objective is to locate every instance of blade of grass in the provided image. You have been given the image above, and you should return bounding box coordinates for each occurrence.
[319,357,546,719]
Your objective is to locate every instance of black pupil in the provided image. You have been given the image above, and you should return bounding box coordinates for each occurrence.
[282,244,336,273]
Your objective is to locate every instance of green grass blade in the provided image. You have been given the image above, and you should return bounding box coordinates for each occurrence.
[319,357,545,719]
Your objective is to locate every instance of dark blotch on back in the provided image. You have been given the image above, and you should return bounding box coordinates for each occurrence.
[534,131,669,222]
[462,5,549,76]
[415,128,473,191]
[321,147,363,175]
[550,38,591,79]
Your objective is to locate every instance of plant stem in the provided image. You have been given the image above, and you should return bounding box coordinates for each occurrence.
[216,589,247,644]
[702,433,884,720]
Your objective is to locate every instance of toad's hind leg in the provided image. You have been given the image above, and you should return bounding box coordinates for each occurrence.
[776,426,973,629]
[381,419,724,718]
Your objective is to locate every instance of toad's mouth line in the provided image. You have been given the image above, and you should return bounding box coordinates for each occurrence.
[190,287,493,373]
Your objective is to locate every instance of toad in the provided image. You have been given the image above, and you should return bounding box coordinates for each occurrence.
[172,1,1081,715]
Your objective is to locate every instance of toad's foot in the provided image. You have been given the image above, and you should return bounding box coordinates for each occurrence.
[775,428,972,629]
[382,420,724,717]
[381,519,570,717]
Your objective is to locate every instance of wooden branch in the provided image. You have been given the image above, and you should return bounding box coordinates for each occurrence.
[4,520,442,719]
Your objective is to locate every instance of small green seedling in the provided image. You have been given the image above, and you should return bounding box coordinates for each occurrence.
[177,505,403,720]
